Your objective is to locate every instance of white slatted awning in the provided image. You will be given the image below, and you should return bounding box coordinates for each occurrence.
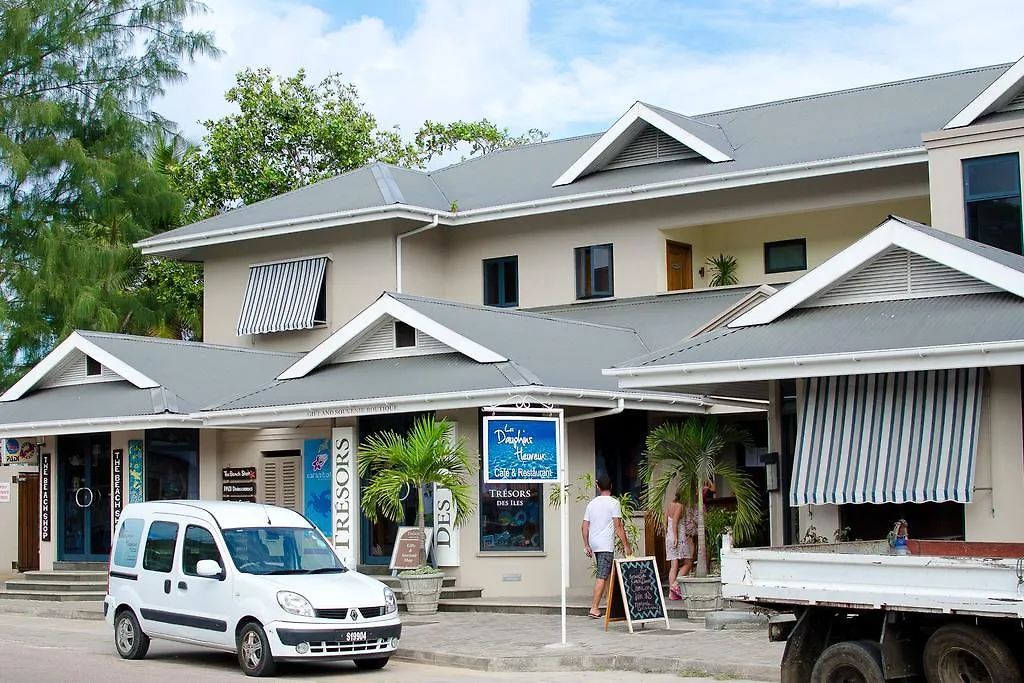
[237,256,328,336]
[791,369,984,506]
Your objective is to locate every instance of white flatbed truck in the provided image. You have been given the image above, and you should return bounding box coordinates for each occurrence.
[719,534,1024,682]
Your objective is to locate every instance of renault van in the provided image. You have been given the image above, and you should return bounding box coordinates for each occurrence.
[104,500,401,677]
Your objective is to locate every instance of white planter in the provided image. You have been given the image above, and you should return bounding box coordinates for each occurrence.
[680,576,723,617]
[398,572,445,615]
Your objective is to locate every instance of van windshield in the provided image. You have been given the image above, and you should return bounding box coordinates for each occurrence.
[222,527,346,575]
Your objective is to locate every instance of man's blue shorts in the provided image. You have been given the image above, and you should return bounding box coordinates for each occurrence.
[594,551,614,579]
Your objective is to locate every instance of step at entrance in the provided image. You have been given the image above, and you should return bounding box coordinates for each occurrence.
[356,565,483,602]
[1,565,108,603]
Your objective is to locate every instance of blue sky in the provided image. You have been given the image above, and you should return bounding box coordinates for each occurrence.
[161,0,1024,151]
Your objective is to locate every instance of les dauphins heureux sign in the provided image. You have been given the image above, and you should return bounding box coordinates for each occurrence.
[483,416,560,483]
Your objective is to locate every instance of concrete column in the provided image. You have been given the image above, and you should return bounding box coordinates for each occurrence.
[766,380,785,546]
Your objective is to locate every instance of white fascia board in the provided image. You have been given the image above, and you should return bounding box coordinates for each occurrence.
[607,339,1024,390]
[137,206,442,256]
[945,57,1024,129]
[0,415,201,439]
[552,103,732,187]
[197,387,715,427]
[728,224,898,327]
[277,295,506,380]
[138,148,924,255]
[1,332,160,402]
[729,218,1024,328]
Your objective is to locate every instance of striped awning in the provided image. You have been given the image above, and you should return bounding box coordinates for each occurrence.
[237,257,328,336]
[791,369,984,506]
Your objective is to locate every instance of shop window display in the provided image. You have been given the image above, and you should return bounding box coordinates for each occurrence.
[479,481,543,551]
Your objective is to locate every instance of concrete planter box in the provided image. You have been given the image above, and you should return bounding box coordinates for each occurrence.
[679,576,723,617]
[398,572,446,615]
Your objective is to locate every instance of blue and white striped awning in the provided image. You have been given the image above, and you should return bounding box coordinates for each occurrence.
[237,256,328,336]
[791,369,984,506]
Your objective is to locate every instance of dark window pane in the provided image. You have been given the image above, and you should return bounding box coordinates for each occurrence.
[479,481,543,551]
[395,321,416,348]
[146,429,198,501]
[86,357,101,376]
[183,525,222,576]
[966,196,1023,255]
[575,244,613,298]
[143,521,178,573]
[483,260,501,306]
[574,247,589,298]
[502,259,518,306]
[964,154,1021,200]
[765,239,807,274]
[313,272,327,323]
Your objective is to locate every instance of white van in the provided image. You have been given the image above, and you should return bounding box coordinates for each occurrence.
[103,500,401,677]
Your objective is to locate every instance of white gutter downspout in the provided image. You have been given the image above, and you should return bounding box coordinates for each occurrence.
[396,214,439,293]
[564,397,625,423]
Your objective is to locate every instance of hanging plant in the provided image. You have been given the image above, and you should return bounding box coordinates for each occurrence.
[705,254,739,287]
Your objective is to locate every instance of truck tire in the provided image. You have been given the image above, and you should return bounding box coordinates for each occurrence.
[923,623,1021,683]
[810,640,885,683]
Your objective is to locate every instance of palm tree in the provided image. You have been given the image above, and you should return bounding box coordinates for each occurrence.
[705,254,739,287]
[357,415,476,567]
[640,418,761,577]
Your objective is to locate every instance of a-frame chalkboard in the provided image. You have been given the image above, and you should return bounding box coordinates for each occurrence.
[604,556,671,633]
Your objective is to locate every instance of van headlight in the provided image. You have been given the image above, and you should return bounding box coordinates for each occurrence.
[384,587,397,614]
[277,591,314,617]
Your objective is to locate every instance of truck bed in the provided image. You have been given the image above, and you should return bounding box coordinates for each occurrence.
[720,537,1024,618]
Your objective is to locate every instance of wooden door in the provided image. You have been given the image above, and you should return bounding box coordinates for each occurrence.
[17,472,39,571]
[666,242,692,291]
[644,511,667,583]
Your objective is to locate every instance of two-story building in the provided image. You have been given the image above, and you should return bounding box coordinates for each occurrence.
[1,56,1022,597]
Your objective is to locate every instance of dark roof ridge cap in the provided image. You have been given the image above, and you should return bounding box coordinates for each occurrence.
[642,102,730,133]
[387,292,641,334]
[692,62,1012,120]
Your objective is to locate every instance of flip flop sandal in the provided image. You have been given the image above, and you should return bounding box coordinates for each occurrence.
[588,611,602,619]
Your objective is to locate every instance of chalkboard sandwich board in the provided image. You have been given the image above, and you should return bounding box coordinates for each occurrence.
[604,556,671,633]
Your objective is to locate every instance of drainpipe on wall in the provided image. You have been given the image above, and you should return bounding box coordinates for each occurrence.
[564,398,626,423]
[395,214,439,293]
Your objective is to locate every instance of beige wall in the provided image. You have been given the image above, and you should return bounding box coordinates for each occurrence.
[966,366,1024,541]
[925,118,1024,236]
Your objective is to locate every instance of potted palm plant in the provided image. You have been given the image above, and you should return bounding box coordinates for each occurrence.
[640,417,761,616]
[358,415,475,614]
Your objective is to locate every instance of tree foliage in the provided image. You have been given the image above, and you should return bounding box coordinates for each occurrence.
[0,0,218,384]
[414,119,548,163]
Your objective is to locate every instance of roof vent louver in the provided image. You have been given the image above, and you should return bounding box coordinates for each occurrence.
[999,88,1024,113]
[605,125,698,170]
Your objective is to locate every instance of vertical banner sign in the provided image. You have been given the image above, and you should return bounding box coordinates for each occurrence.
[303,438,332,538]
[40,453,51,542]
[127,440,144,503]
[112,449,124,528]
[331,427,358,568]
[483,416,560,483]
[433,421,460,567]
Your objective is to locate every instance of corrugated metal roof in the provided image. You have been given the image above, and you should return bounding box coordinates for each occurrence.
[625,293,1024,368]
[138,64,1008,248]
[890,215,1024,275]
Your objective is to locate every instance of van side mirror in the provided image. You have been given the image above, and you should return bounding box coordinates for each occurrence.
[196,559,224,579]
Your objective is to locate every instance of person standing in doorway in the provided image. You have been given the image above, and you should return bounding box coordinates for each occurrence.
[664,490,693,601]
[582,475,632,619]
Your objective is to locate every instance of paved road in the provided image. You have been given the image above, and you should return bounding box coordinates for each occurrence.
[0,613,764,683]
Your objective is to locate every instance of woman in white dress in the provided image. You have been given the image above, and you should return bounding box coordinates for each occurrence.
[664,491,694,600]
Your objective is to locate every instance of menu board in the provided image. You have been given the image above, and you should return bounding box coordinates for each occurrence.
[604,556,670,633]
[222,467,257,502]
[389,526,434,570]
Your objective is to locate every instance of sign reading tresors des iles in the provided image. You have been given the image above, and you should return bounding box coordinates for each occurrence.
[483,416,560,483]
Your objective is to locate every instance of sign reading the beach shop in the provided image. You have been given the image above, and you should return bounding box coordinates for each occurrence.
[483,416,560,483]
[303,438,332,538]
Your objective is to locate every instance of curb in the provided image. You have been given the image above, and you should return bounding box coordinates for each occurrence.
[394,647,779,680]
[0,603,104,621]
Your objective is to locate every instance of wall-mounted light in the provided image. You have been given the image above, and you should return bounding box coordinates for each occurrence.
[762,451,780,492]
[698,266,706,278]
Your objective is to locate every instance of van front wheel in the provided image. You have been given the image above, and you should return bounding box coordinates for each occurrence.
[114,609,150,660]
[237,622,277,677]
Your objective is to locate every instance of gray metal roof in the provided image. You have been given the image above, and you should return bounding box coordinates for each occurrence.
[530,287,761,350]
[643,102,735,158]
[622,293,1024,369]
[0,382,181,424]
[138,64,1008,250]
[889,215,1024,275]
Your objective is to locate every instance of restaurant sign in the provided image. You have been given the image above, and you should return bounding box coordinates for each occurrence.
[482,416,560,483]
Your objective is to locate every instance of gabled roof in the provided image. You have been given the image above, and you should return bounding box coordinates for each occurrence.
[606,217,1024,395]
[945,55,1024,128]
[135,64,1009,258]
[551,102,733,186]
[728,216,1024,327]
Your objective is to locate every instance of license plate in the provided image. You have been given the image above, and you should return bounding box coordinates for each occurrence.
[345,631,367,643]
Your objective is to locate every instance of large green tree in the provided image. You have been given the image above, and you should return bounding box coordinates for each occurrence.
[0,0,218,385]
[176,68,548,222]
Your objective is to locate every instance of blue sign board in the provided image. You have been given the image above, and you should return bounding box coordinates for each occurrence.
[303,438,332,537]
[483,416,560,483]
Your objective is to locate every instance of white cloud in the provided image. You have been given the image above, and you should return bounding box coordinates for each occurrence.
[157,0,1024,150]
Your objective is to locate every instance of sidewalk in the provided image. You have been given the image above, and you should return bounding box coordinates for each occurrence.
[0,597,783,680]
